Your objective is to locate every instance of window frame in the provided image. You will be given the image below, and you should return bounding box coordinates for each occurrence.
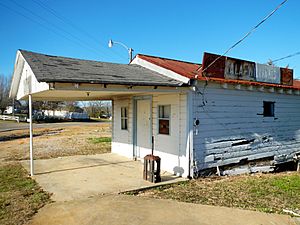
[158,105,171,135]
[121,107,128,130]
[263,101,275,117]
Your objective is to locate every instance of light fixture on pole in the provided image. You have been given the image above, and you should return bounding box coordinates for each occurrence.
[108,39,134,63]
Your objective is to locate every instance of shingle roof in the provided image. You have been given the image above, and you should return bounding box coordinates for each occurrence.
[20,50,184,87]
[136,54,201,79]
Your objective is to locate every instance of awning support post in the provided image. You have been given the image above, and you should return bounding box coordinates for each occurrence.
[29,94,34,176]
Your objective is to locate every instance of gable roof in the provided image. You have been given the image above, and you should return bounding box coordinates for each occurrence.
[136,54,201,79]
[136,54,300,91]
[19,50,184,87]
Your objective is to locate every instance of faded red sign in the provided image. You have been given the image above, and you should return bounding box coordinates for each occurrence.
[201,52,225,78]
[280,67,293,86]
[202,52,255,80]
[202,52,294,85]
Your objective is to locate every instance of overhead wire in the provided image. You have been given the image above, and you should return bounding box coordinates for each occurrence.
[271,51,300,63]
[192,0,288,109]
[0,2,103,58]
[196,0,288,76]
[9,0,105,58]
[30,0,128,61]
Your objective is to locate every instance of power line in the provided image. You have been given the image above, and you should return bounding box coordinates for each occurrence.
[0,1,103,58]
[30,0,127,61]
[271,51,300,63]
[9,0,104,57]
[196,0,288,75]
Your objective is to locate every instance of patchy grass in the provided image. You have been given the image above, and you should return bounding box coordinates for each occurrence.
[90,117,112,122]
[129,172,300,214]
[0,123,112,161]
[88,137,111,144]
[0,163,51,225]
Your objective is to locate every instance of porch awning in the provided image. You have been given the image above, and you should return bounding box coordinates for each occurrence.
[10,50,187,101]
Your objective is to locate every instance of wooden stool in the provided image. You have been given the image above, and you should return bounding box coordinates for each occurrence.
[143,154,161,183]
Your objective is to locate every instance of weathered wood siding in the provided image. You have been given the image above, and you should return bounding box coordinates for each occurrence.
[192,82,300,173]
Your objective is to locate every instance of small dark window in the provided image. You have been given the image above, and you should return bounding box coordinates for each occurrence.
[121,107,128,130]
[158,105,170,135]
[263,101,275,117]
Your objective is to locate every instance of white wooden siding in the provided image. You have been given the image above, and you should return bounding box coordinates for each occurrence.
[152,93,189,176]
[192,82,300,173]
[111,96,133,158]
[111,93,190,177]
[16,60,49,100]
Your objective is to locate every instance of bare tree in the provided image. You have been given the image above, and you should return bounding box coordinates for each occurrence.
[0,74,11,114]
[79,101,111,118]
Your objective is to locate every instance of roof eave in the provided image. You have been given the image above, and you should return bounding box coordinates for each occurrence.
[198,76,300,90]
[40,79,184,87]
[9,50,25,99]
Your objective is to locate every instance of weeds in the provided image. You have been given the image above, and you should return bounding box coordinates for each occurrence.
[0,163,51,225]
[132,173,300,214]
[88,137,111,144]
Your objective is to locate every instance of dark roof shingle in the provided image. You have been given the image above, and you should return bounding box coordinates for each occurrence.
[20,50,184,87]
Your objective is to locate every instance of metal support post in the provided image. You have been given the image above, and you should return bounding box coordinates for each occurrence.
[29,94,34,176]
[129,48,133,63]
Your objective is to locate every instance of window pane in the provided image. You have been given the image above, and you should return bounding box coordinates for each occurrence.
[121,107,125,117]
[121,118,128,130]
[159,119,169,135]
[159,106,163,118]
[124,119,127,129]
[263,101,275,117]
[159,105,170,118]
[121,107,128,130]
[124,107,127,117]
[163,105,170,118]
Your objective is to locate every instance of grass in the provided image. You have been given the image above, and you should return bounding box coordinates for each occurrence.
[88,137,111,144]
[0,163,51,225]
[129,172,300,214]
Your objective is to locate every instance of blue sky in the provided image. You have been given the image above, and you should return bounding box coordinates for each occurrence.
[0,0,299,78]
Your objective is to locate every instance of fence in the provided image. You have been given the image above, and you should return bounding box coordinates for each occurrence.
[0,115,20,123]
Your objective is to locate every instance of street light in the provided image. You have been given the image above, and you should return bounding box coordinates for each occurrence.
[108,39,134,63]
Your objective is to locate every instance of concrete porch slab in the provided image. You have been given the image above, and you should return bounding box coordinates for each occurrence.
[21,153,186,201]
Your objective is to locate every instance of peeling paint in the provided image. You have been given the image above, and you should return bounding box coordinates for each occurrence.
[193,82,300,176]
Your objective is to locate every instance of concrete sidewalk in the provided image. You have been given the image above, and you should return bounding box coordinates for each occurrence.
[28,194,296,225]
[22,153,186,201]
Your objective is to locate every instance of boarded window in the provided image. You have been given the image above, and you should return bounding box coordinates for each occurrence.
[121,107,128,130]
[158,105,170,135]
[263,101,275,117]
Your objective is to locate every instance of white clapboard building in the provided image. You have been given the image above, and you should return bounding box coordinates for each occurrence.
[10,50,300,177]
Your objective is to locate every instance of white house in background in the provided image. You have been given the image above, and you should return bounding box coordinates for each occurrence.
[9,50,300,178]
[42,110,89,120]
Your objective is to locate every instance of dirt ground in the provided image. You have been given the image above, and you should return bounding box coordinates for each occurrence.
[0,122,111,162]
[0,121,112,225]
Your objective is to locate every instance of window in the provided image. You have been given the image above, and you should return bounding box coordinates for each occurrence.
[158,105,170,135]
[263,101,275,117]
[121,107,128,130]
